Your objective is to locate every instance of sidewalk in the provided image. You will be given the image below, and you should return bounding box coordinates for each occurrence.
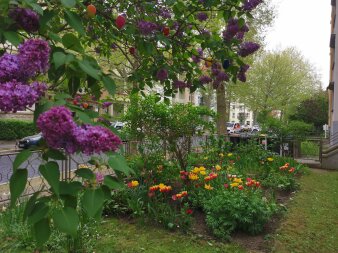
[296,158,321,169]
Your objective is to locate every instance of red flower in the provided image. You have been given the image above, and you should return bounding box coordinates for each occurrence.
[238,185,244,190]
[224,183,229,188]
[186,209,193,215]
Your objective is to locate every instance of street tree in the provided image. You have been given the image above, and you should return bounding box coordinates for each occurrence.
[231,47,321,121]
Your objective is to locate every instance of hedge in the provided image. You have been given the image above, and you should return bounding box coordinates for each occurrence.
[0,119,37,140]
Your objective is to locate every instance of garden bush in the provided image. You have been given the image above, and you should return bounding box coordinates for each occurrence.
[0,119,37,140]
[203,188,277,239]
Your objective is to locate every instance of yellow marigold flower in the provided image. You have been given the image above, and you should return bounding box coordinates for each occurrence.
[219,153,224,157]
[204,184,213,190]
[189,173,199,180]
[215,165,221,171]
[158,183,165,189]
[200,170,207,175]
[267,157,274,162]
[230,182,239,188]
[227,153,233,157]
[199,166,206,171]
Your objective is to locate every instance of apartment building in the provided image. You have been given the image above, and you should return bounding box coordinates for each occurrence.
[228,102,254,127]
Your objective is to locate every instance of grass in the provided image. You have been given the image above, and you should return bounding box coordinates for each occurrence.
[96,218,246,253]
[272,169,338,253]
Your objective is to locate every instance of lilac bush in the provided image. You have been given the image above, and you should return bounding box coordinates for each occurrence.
[9,7,39,33]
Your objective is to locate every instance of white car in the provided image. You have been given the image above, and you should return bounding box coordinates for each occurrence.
[227,122,241,134]
[111,121,125,130]
[251,124,261,133]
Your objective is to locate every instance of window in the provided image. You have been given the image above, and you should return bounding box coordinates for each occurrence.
[246,113,250,117]
[232,113,235,118]
[232,105,235,109]
[246,121,250,125]
[239,106,243,110]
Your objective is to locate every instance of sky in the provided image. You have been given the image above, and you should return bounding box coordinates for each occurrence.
[265,0,332,88]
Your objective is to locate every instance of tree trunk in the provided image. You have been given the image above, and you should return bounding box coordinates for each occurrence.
[216,84,227,136]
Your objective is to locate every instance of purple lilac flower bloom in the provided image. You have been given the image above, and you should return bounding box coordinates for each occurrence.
[0,80,47,112]
[137,20,158,35]
[211,62,222,76]
[75,125,122,155]
[223,18,249,41]
[237,64,250,82]
[200,29,211,37]
[156,68,168,81]
[0,54,21,82]
[102,102,112,108]
[238,42,260,57]
[242,0,263,12]
[196,12,208,22]
[18,38,50,77]
[199,75,212,84]
[158,7,171,18]
[173,80,190,89]
[216,72,229,82]
[192,48,203,64]
[37,106,79,154]
[9,7,39,33]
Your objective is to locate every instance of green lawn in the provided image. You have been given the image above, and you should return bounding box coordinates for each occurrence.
[96,218,245,253]
[272,169,338,253]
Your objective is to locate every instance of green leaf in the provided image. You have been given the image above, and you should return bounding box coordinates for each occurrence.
[53,52,66,69]
[59,181,83,196]
[27,202,49,225]
[39,162,60,195]
[33,218,51,246]
[78,60,101,80]
[4,31,22,46]
[102,75,116,95]
[23,192,39,221]
[62,33,83,52]
[9,169,27,208]
[82,188,105,218]
[103,175,124,190]
[64,10,85,35]
[28,3,44,15]
[61,0,76,8]
[108,154,134,176]
[45,149,66,160]
[76,110,92,123]
[52,207,79,237]
[13,149,32,172]
[75,168,94,180]
[62,195,78,209]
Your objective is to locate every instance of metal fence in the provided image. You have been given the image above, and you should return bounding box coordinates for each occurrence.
[0,151,113,203]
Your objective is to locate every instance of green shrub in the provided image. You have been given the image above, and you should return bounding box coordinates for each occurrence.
[203,189,277,239]
[0,119,37,140]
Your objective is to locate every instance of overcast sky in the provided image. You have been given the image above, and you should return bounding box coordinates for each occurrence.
[265,0,331,88]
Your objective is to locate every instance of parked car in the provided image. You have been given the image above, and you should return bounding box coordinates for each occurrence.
[251,124,261,133]
[111,121,125,130]
[227,122,241,134]
[17,133,43,149]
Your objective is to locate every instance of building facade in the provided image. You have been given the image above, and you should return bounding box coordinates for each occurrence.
[329,0,338,143]
[228,102,254,127]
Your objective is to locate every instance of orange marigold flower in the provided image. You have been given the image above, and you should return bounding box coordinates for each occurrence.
[204,184,213,190]
[238,185,244,190]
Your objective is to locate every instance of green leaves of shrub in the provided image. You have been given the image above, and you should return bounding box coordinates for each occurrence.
[52,207,79,237]
[9,169,27,207]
